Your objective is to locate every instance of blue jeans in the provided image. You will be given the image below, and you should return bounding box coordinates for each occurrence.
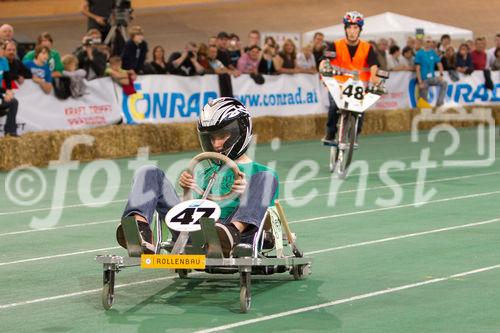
[122,165,181,225]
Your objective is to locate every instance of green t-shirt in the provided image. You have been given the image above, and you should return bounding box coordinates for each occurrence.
[195,161,279,220]
[23,49,63,73]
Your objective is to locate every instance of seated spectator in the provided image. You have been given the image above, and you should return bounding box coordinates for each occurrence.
[121,26,148,74]
[387,45,406,71]
[491,48,500,70]
[244,29,261,52]
[258,45,278,75]
[62,55,87,98]
[74,29,108,80]
[143,45,168,75]
[23,45,53,94]
[228,33,243,67]
[296,44,316,73]
[456,43,474,74]
[5,41,31,86]
[375,38,389,70]
[0,39,19,136]
[23,32,64,77]
[441,46,456,70]
[437,34,451,56]
[237,45,261,74]
[399,46,415,70]
[106,56,136,95]
[275,39,298,74]
[471,37,487,70]
[167,42,204,76]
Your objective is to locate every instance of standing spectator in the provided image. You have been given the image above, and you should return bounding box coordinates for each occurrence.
[466,39,475,52]
[197,43,210,69]
[487,34,500,68]
[375,38,389,70]
[437,34,451,56]
[23,32,64,77]
[258,45,278,75]
[167,42,204,76]
[121,26,148,74]
[216,31,240,76]
[414,38,423,52]
[275,39,298,74]
[143,46,168,75]
[61,55,87,98]
[228,33,243,67]
[0,24,14,42]
[206,45,236,97]
[74,29,108,80]
[23,45,53,94]
[237,45,261,74]
[80,0,113,39]
[244,29,260,52]
[0,40,19,137]
[441,46,456,70]
[455,43,474,74]
[471,37,487,70]
[208,36,217,48]
[5,41,31,86]
[399,46,415,70]
[406,36,416,50]
[415,36,447,107]
[264,36,278,50]
[312,32,325,70]
[296,44,316,73]
[491,48,500,70]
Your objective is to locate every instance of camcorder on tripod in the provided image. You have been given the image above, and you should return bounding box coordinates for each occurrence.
[104,0,134,55]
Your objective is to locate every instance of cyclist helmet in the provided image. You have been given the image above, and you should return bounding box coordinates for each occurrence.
[343,11,364,29]
[198,97,253,160]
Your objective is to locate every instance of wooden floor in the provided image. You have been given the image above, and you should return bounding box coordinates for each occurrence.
[2,0,499,57]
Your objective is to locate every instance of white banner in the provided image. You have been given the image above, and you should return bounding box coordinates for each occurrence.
[0,78,122,136]
[233,74,324,116]
[119,75,220,124]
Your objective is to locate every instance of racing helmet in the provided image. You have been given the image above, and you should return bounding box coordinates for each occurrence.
[197,97,253,160]
[343,11,364,29]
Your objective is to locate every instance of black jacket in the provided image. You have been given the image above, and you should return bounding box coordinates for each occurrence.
[121,40,148,73]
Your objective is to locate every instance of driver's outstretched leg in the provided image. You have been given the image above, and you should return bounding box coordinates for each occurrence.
[119,165,181,250]
[322,93,339,145]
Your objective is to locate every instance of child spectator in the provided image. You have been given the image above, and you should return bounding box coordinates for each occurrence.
[258,45,278,75]
[106,56,136,95]
[62,54,87,98]
[296,44,316,73]
[23,45,53,94]
[456,43,474,74]
[143,45,168,75]
[121,26,148,74]
[23,32,64,77]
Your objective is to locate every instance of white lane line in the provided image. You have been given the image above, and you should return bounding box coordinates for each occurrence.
[289,190,500,224]
[194,263,500,333]
[306,217,500,255]
[0,219,120,237]
[0,217,498,308]
[1,168,498,234]
[0,247,121,267]
[0,199,127,216]
[0,274,185,310]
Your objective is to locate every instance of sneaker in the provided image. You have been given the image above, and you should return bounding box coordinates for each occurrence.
[321,134,337,146]
[116,220,155,254]
[353,141,359,149]
[215,222,241,257]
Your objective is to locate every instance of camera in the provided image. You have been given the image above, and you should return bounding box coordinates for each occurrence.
[83,37,102,46]
[187,51,195,59]
[113,0,133,26]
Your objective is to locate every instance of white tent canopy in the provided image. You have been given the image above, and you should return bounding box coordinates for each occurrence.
[303,12,473,47]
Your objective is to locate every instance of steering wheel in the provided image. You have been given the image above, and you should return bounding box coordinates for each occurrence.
[183,152,243,202]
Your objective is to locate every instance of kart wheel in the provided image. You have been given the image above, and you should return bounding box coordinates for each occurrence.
[102,269,115,310]
[329,146,338,173]
[336,113,356,179]
[176,269,189,279]
[240,285,251,313]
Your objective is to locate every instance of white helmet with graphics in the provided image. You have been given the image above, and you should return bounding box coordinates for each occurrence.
[198,97,253,160]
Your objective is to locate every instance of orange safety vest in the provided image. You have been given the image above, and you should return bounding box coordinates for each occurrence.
[330,38,372,82]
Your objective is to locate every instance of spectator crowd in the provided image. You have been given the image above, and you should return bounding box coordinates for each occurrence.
[0,3,499,137]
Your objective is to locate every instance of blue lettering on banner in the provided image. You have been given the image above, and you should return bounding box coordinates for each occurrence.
[409,78,500,107]
[122,83,218,124]
[236,87,319,109]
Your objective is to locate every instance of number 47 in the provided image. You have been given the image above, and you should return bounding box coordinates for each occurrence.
[171,207,216,225]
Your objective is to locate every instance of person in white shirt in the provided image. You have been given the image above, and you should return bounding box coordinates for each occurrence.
[296,44,316,74]
[487,34,500,68]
